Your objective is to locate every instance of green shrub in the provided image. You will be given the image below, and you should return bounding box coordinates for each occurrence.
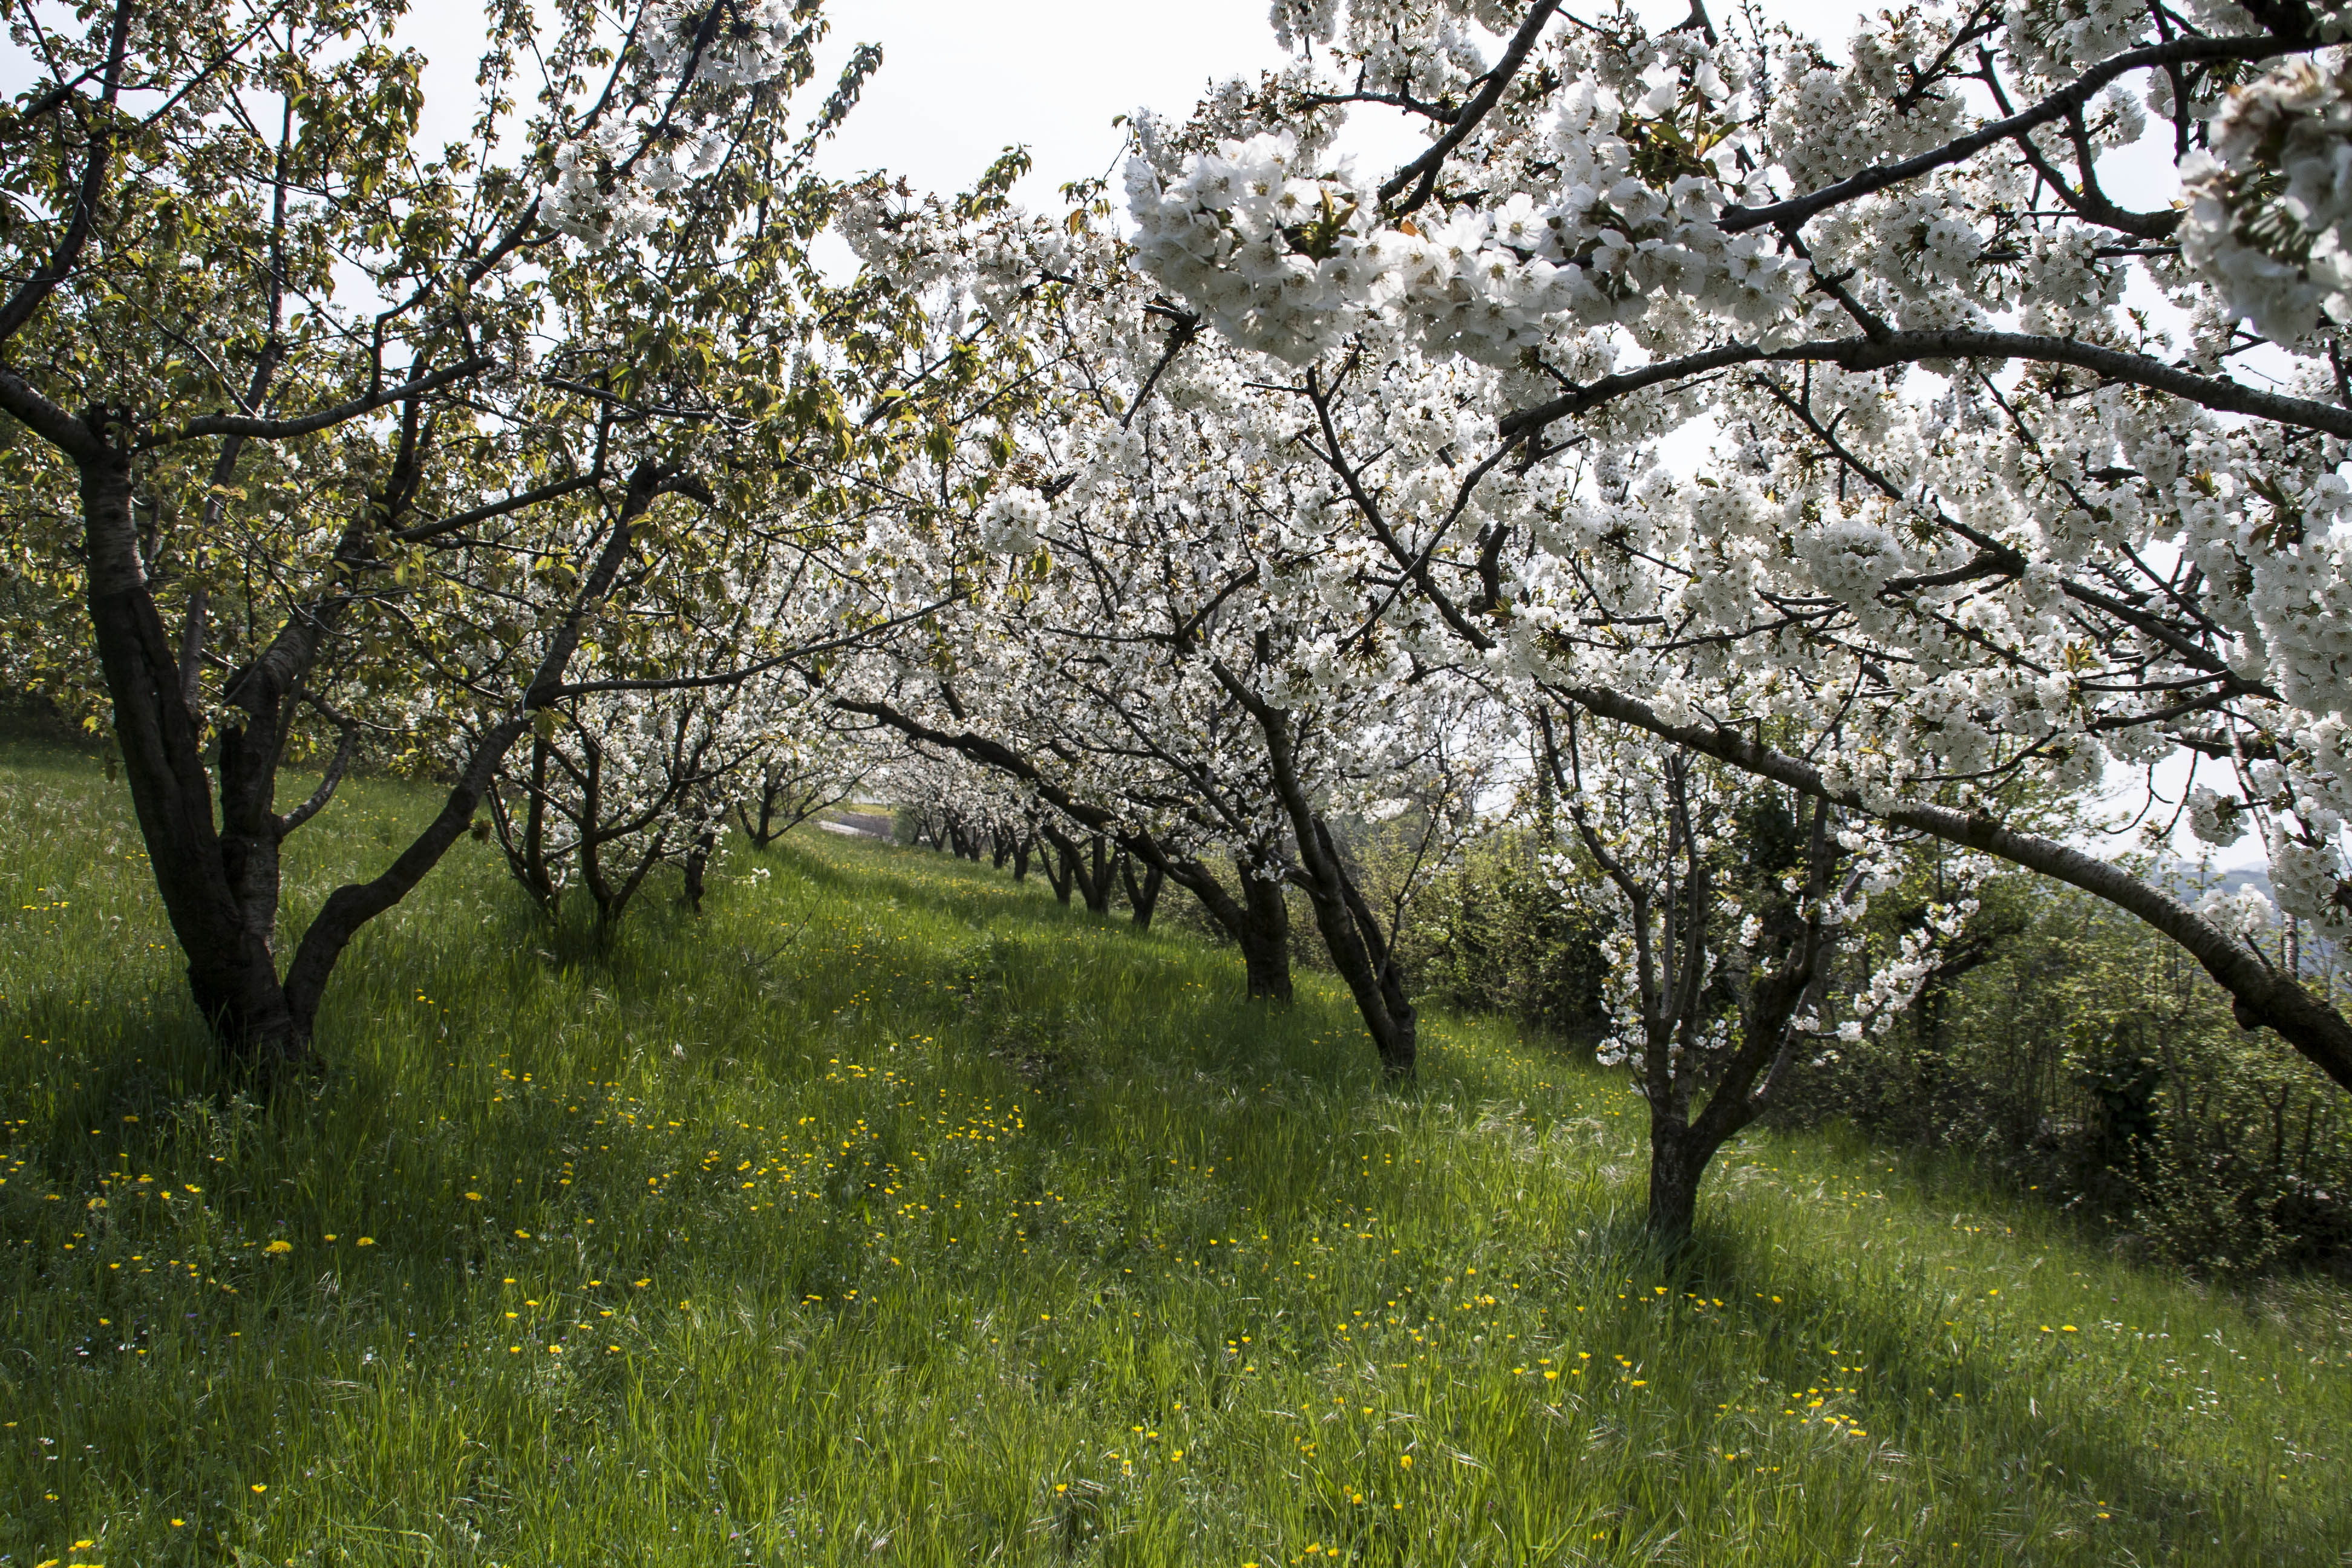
[1777,874,2352,1275]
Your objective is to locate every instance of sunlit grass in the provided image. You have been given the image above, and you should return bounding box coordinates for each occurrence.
[1,733,2348,1565]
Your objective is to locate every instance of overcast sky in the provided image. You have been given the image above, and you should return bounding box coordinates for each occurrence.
[802,1,1883,206]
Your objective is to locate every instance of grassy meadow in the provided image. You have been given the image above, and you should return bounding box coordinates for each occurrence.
[1,733,2349,1565]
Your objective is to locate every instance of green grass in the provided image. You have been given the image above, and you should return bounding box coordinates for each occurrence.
[2,733,2349,1567]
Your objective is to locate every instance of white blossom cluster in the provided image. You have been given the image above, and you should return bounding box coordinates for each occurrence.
[2197,881,2279,939]
[1111,0,2352,953]
[2181,51,2352,341]
[540,1,810,246]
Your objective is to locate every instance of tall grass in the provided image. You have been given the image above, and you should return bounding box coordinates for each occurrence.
[1,734,2348,1566]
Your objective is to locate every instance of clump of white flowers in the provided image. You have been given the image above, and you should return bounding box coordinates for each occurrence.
[978,491,1048,555]
[1125,31,1805,365]
[2189,783,2250,848]
[2197,882,2278,939]
[2182,53,2352,341]
[538,0,808,247]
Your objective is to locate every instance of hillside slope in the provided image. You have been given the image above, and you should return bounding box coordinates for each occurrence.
[1,737,2347,1566]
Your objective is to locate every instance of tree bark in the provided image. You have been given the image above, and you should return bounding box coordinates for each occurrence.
[79,434,307,1071]
[1119,852,1165,929]
[682,826,717,910]
[1042,834,1076,903]
[737,780,781,850]
[1645,1122,1705,1240]
[1235,861,1293,1001]
[1298,815,1418,1078]
[1207,659,1415,1075]
[1148,849,1294,999]
[1042,825,1114,913]
[1082,832,1112,913]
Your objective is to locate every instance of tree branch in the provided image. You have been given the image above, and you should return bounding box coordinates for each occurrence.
[1719,33,2304,237]
[155,356,494,446]
[1380,0,1567,214]
[1550,678,2352,1094]
[1500,330,2352,443]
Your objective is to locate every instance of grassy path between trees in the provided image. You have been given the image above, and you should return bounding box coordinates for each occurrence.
[1,735,2348,1566]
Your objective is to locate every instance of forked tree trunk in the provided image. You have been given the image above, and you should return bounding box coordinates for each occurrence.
[736,781,783,851]
[1545,717,1843,1241]
[1158,849,1293,1002]
[1208,662,1416,1076]
[587,828,668,947]
[1041,838,1075,902]
[488,738,564,916]
[75,442,670,1074]
[1042,826,1114,913]
[1079,833,1112,914]
[1290,815,1417,1079]
[1119,852,1165,929]
[83,444,310,1069]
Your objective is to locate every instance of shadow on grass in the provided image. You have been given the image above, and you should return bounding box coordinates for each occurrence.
[1621,1192,2344,1552]
[8,768,2345,1561]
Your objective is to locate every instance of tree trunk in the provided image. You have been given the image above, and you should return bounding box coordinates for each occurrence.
[490,736,564,916]
[1042,836,1076,903]
[682,827,717,911]
[588,826,667,947]
[1289,813,1416,1077]
[1235,862,1292,1001]
[736,781,782,851]
[1119,852,1165,929]
[80,441,309,1071]
[1080,834,1112,914]
[1042,826,1114,912]
[1207,663,1416,1076]
[1645,1120,1707,1240]
[1012,833,1033,882]
[1158,850,1293,1001]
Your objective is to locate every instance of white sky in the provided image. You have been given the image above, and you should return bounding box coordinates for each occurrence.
[800,0,1883,203]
